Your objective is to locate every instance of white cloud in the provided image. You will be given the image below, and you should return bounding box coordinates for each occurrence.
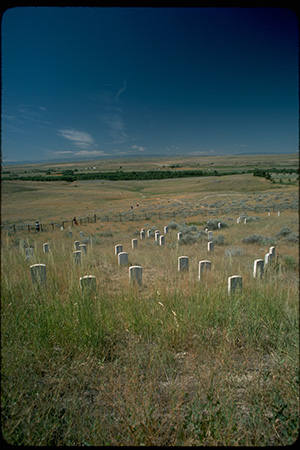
[58,128,95,149]
[132,144,146,152]
[74,150,109,157]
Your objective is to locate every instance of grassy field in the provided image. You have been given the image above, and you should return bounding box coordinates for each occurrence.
[1,154,299,445]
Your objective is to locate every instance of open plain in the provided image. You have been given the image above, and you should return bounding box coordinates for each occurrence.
[1,154,299,445]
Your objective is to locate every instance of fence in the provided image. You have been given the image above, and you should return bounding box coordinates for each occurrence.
[2,203,298,234]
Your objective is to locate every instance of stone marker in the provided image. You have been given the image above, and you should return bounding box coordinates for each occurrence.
[228,275,242,295]
[178,256,189,272]
[159,235,165,246]
[208,231,213,240]
[73,250,82,264]
[177,232,182,241]
[69,230,73,236]
[115,244,123,255]
[253,259,264,278]
[30,263,46,286]
[278,211,280,217]
[198,260,211,281]
[118,251,128,266]
[132,238,138,249]
[140,230,145,239]
[79,231,84,238]
[237,217,241,224]
[264,252,272,266]
[155,230,160,242]
[79,244,87,254]
[43,243,50,253]
[269,246,276,258]
[129,265,142,285]
[79,275,96,292]
[147,229,152,237]
[164,226,169,234]
[208,241,214,251]
[218,222,221,229]
[74,240,80,250]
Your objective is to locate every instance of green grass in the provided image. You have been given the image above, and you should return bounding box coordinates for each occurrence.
[1,211,299,445]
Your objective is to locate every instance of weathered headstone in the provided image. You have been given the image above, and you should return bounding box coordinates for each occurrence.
[253,259,264,278]
[132,238,138,249]
[208,231,213,240]
[43,243,50,253]
[79,275,96,292]
[79,231,84,238]
[118,251,128,266]
[269,246,276,258]
[155,230,160,242]
[79,244,87,254]
[74,240,80,250]
[30,263,46,286]
[208,241,214,251]
[73,250,82,264]
[177,232,182,241]
[178,256,189,272]
[69,230,73,237]
[147,229,152,237]
[198,260,211,281]
[140,230,145,240]
[159,235,165,246]
[228,275,242,295]
[164,226,169,234]
[115,244,123,255]
[129,265,142,285]
[264,252,272,266]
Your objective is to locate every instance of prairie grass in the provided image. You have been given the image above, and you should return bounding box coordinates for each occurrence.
[1,208,299,446]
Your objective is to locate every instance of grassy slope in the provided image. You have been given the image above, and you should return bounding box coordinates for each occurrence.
[1,155,299,446]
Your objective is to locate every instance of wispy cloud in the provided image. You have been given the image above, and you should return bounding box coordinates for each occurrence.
[96,82,129,145]
[132,144,146,152]
[58,128,95,149]
[115,80,127,103]
[74,150,109,157]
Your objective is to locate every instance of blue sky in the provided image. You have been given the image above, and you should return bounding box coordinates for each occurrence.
[1,6,299,163]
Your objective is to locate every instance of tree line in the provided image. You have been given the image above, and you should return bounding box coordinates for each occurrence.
[2,167,298,183]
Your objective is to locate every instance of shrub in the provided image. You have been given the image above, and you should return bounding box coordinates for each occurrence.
[242,234,275,245]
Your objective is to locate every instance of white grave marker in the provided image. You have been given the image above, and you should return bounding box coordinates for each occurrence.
[198,260,211,281]
[118,252,128,266]
[129,265,142,285]
[228,275,242,295]
[73,250,82,264]
[30,264,46,286]
[79,275,96,292]
[208,241,214,251]
[79,244,87,254]
[178,256,189,272]
[253,259,264,278]
[115,244,123,255]
[43,243,50,253]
